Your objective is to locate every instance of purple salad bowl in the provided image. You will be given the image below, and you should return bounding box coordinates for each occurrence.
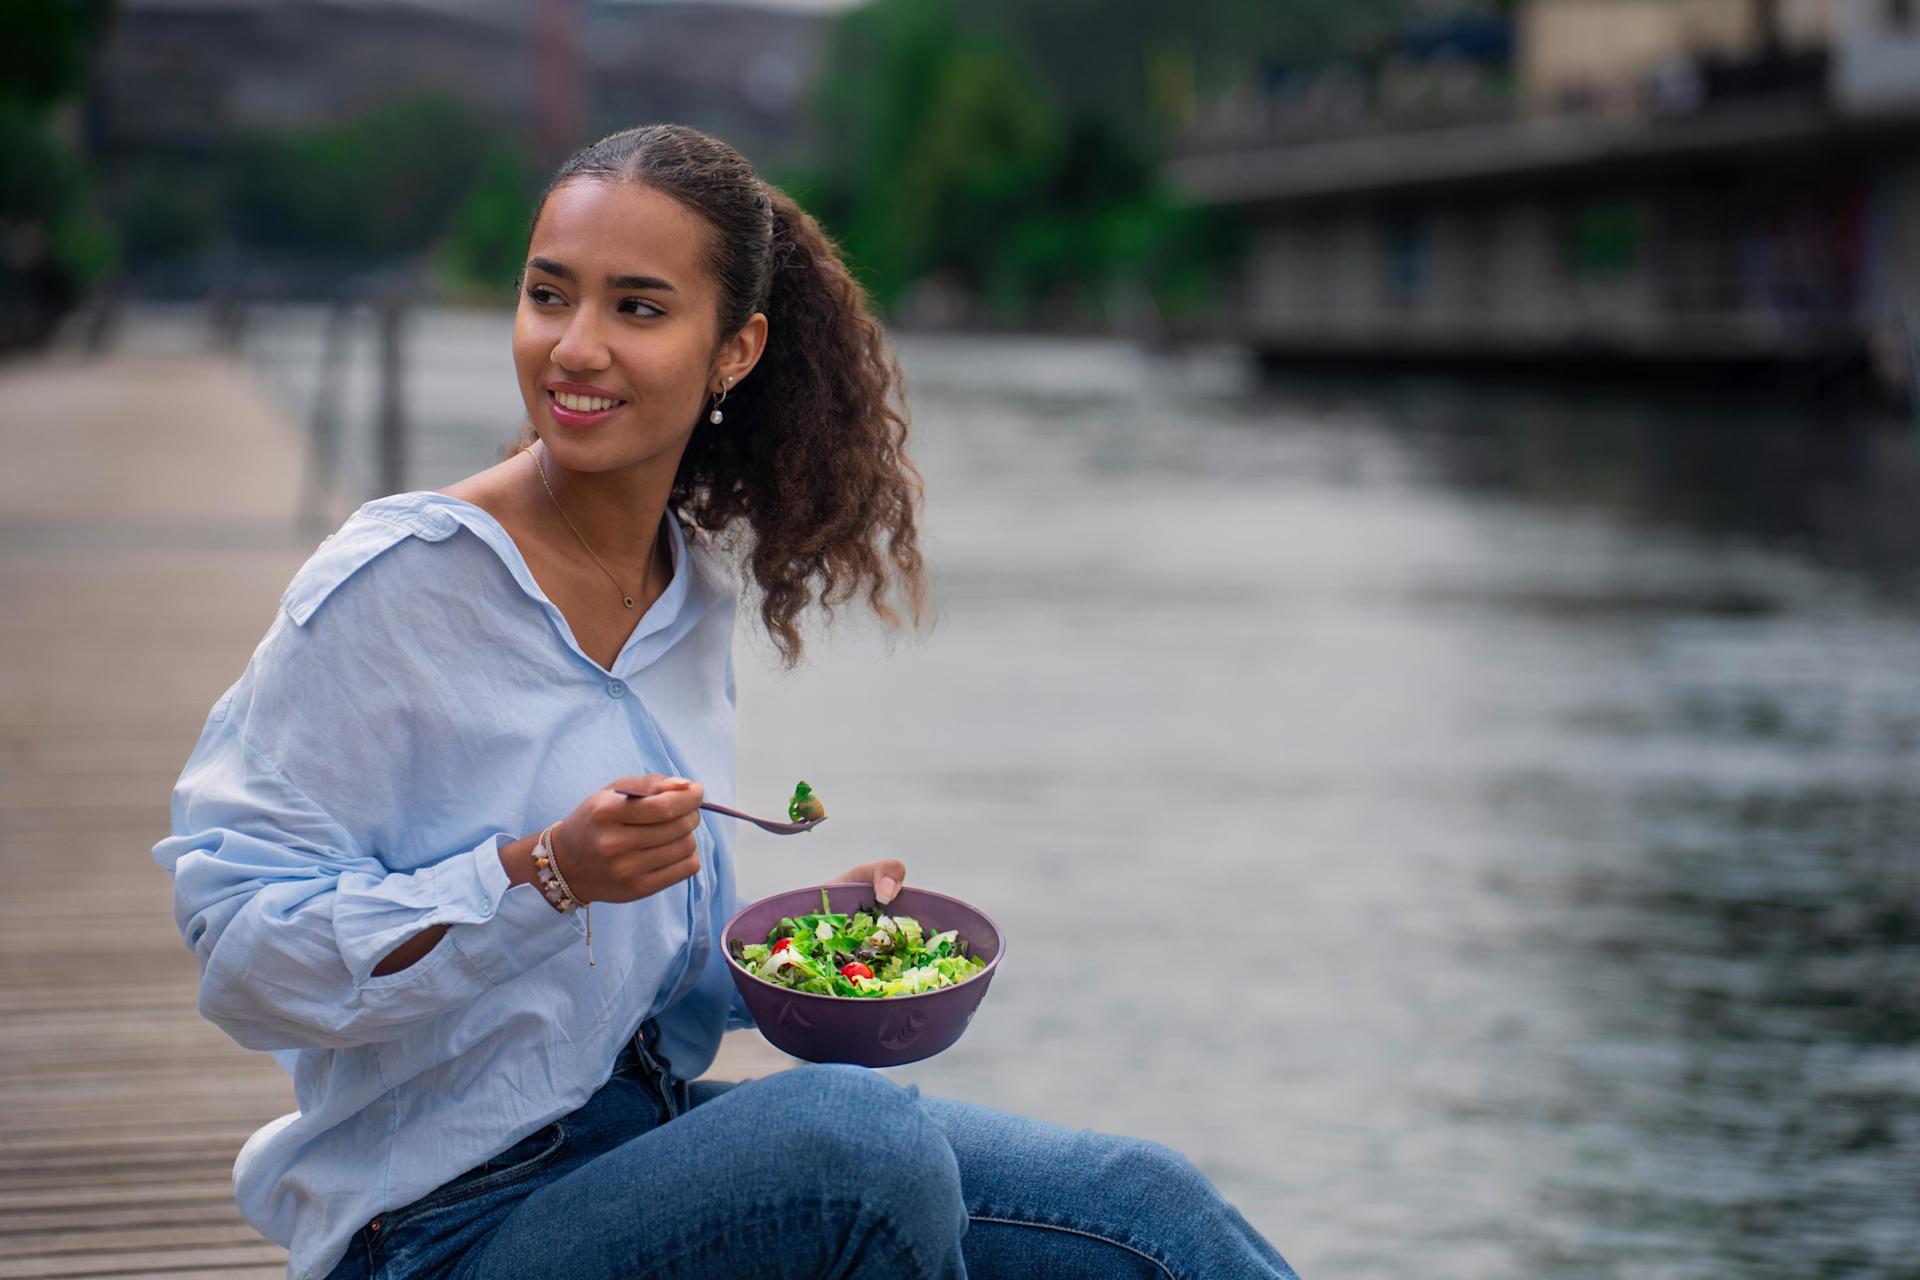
[723,882,1005,1068]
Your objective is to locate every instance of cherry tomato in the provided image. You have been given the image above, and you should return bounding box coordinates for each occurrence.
[840,961,873,981]
[772,937,793,954]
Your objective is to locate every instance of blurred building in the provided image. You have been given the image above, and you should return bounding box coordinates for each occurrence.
[86,0,830,197]
[76,0,833,301]
[86,0,535,154]
[584,2,825,168]
[1165,0,1920,396]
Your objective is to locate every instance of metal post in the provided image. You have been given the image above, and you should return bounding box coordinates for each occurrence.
[376,294,407,498]
[299,298,354,536]
[207,287,246,353]
[1907,304,1920,442]
[82,273,121,356]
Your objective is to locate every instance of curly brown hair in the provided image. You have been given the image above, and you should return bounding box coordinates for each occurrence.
[503,124,925,667]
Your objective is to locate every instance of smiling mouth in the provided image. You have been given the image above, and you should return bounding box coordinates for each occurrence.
[548,390,629,413]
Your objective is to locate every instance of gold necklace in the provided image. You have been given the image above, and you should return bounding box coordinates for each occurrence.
[530,443,653,611]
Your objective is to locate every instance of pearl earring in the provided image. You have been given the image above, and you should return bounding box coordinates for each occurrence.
[708,376,733,424]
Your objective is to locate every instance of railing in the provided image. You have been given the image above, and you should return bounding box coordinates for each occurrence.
[68,269,423,540]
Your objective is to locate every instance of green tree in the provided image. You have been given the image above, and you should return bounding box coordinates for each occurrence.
[433,142,540,303]
[891,39,1061,316]
[219,94,495,259]
[798,0,978,305]
[793,0,1259,327]
[961,0,1414,142]
[0,0,119,351]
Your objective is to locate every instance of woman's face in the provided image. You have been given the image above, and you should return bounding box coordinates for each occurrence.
[513,179,749,473]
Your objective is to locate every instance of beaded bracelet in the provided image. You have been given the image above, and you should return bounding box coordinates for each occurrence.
[534,821,593,968]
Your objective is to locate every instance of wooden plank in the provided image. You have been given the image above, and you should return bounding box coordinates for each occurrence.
[0,1207,251,1238]
[0,1112,284,1145]
[0,1184,242,1215]
[0,1143,259,1174]
[0,1145,253,1174]
[0,1225,269,1261]
[0,1177,245,1201]
[0,1246,288,1279]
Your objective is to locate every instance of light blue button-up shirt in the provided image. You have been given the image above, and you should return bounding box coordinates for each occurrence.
[151,490,758,1280]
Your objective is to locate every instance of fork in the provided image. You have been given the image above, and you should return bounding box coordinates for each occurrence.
[612,789,826,836]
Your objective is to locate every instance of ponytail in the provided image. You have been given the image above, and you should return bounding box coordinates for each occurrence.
[676,185,926,667]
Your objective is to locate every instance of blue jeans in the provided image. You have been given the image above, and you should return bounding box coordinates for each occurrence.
[323,1019,1299,1280]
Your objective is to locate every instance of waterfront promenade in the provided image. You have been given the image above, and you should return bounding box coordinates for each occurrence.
[0,348,786,1278]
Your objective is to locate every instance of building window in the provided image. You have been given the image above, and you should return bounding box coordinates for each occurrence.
[1384,214,1431,309]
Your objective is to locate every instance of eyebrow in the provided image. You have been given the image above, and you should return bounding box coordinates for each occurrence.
[526,256,678,293]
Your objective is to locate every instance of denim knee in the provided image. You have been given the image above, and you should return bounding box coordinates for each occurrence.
[1085,1133,1212,1213]
[764,1064,953,1177]
[762,1064,967,1254]
[1085,1133,1299,1277]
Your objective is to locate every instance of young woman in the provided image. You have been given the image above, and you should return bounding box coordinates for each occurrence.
[154,124,1299,1280]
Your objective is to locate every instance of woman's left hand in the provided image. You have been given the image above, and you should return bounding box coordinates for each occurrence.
[833,858,904,909]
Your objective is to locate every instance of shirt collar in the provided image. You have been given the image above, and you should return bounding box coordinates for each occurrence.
[363,490,722,678]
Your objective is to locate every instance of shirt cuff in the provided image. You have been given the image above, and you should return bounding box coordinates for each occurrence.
[445,832,588,985]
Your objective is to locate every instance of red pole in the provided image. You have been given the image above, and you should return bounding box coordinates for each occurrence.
[536,0,584,168]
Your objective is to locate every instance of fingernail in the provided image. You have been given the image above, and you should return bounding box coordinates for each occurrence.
[877,875,899,903]
[662,777,690,789]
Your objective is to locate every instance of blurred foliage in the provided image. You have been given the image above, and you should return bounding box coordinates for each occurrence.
[789,0,1413,327]
[431,142,542,305]
[220,94,495,259]
[0,0,119,352]
[964,0,1415,136]
[0,0,115,110]
[1569,200,1646,278]
[111,90,533,301]
[115,153,221,264]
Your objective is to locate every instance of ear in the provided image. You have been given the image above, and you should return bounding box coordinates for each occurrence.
[711,311,768,394]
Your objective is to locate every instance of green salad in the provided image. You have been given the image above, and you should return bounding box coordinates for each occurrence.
[728,887,988,998]
[788,780,825,822]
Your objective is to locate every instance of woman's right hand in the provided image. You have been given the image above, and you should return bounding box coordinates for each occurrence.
[548,774,705,904]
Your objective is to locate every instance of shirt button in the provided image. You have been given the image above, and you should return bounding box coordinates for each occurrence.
[607,680,626,698]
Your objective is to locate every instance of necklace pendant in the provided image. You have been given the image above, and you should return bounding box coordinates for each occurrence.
[624,596,637,609]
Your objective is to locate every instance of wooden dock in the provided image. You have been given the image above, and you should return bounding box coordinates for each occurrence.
[0,349,787,1279]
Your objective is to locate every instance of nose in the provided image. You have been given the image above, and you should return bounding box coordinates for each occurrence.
[549,302,611,372]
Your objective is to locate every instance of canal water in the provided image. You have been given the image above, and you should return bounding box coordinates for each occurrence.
[234,305,1920,1279]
